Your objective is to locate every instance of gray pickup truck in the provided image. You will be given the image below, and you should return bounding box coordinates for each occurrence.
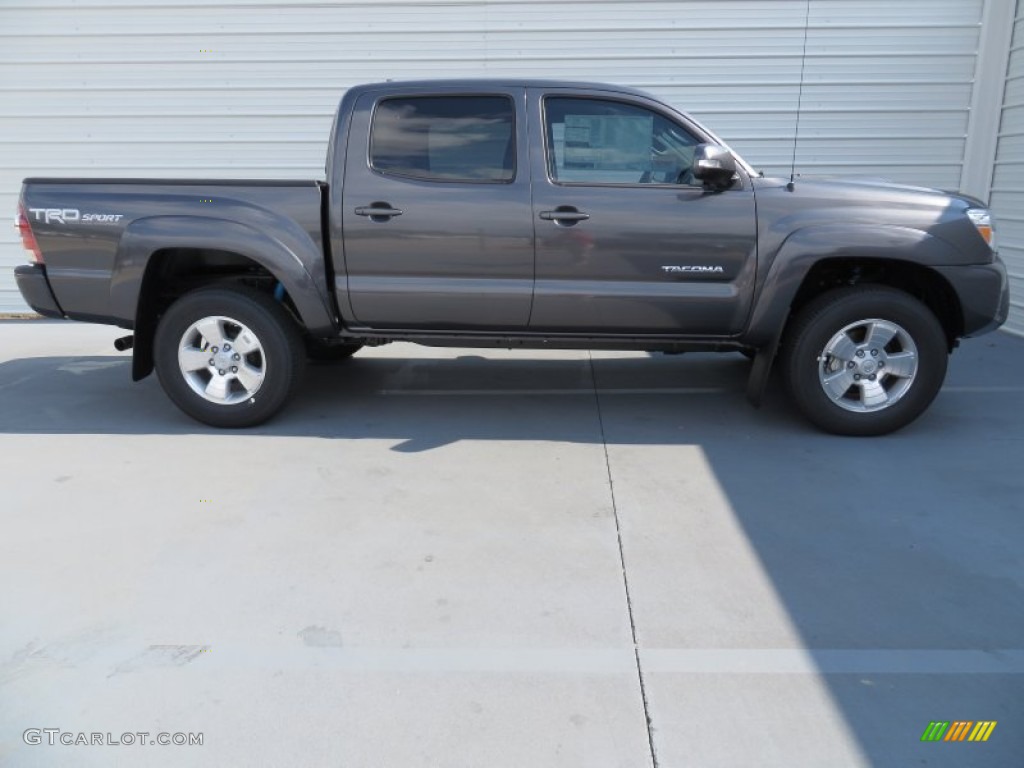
[14,80,1009,435]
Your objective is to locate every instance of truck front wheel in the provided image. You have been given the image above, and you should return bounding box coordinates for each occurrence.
[154,285,305,428]
[781,286,948,436]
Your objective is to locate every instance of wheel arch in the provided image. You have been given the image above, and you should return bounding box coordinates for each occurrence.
[743,224,965,405]
[786,258,962,349]
[113,216,336,380]
[746,224,966,347]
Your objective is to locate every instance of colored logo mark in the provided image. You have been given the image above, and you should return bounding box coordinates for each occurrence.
[921,721,996,742]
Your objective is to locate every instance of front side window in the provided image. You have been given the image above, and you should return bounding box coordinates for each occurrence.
[370,96,515,182]
[544,97,700,185]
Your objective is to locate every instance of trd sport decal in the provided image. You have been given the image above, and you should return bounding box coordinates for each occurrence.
[28,208,123,224]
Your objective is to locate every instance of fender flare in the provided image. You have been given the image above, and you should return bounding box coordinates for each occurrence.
[743,224,962,405]
[111,216,336,379]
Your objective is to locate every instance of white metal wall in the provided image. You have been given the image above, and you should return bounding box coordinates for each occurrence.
[0,0,987,312]
[992,1,1024,336]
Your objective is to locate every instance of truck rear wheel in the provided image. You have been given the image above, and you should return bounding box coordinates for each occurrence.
[154,285,305,428]
[781,286,948,436]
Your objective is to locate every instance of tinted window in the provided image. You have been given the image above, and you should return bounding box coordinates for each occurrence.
[371,96,515,182]
[544,97,699,185]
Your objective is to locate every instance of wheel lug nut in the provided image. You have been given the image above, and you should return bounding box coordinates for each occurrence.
[854,374,861,381]
[233,353,240,361]
[208,358,215,366]
[871,349,879,356]
[224,344,231,351]
[211,347,218,353]
[869,374,877,381]
[218,369,225,375]
[231,366,238,373]
[856,350,865,358]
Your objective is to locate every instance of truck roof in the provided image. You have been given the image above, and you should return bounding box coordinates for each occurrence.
[349,79,654,98]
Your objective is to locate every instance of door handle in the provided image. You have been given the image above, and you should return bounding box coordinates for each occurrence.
[355,204,404,220]
[539,208,589,223]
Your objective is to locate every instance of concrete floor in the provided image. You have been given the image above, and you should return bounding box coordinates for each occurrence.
[1,320,1022,767]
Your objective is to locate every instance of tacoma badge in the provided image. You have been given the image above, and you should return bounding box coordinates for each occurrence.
[661,265,724,274]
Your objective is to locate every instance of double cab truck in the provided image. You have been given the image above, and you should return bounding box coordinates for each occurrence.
[14,80,1009,435]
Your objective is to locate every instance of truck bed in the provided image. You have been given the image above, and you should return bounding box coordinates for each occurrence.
[20,177,328,328]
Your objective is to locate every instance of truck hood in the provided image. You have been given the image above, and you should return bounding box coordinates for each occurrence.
[750,175,995,268]
[753,175,984,211]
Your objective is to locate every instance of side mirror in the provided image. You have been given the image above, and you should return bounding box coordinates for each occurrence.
[691,144,737,190]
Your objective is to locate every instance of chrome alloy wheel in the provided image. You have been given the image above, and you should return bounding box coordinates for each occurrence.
[817,318,919,413]
[177,315,266,405]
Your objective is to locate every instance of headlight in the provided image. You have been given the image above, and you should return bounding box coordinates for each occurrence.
[966,208,996,251]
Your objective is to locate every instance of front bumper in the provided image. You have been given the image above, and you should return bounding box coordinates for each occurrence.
[934,256,1010,337]
[14,264,64,318]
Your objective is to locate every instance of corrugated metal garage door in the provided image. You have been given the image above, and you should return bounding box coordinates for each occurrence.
[992,1,1024,336]
[0,0,985,312]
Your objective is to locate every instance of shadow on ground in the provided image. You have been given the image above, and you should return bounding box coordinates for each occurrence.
[2,332,1023,764]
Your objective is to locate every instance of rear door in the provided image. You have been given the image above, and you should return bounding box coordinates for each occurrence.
[527,87,757,335]
[341,87,533,330]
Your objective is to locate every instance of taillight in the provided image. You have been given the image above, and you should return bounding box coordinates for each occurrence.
[15,202,43,264]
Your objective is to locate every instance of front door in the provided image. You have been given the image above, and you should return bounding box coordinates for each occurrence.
[341,88,533,330]
[527,88,758,335]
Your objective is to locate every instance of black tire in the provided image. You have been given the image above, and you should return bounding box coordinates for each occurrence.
[154,285,305,428]
[305,338,364,362]
[780,286,948,436]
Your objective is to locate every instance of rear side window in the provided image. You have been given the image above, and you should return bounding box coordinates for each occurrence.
[370,96,515,182]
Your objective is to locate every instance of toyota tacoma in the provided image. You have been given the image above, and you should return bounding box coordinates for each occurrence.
[13,80,1009,434]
